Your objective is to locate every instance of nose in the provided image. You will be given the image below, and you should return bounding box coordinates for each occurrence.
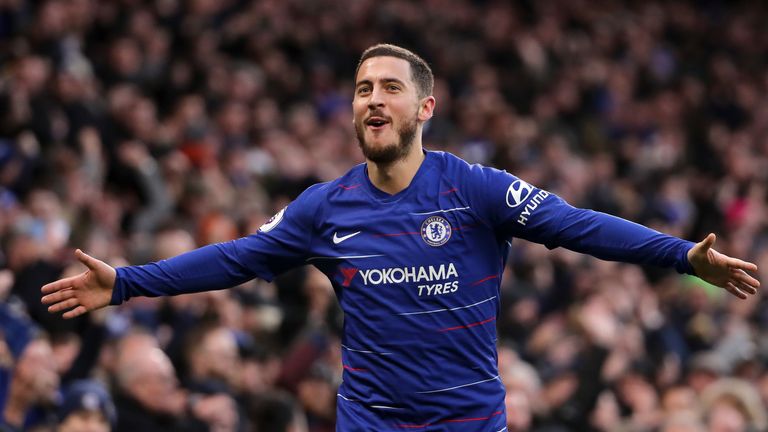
[368,86,385,109]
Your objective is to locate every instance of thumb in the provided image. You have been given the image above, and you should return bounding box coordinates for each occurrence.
[75,249,99,271]
[698,233,716,251]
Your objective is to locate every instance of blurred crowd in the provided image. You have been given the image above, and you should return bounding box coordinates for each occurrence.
[1,0,768,431]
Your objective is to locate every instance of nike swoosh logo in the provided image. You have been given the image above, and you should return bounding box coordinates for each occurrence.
[333,231,361,244]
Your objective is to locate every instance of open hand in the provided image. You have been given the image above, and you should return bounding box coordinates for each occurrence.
[687,233,760,299]
[41,249,116,318]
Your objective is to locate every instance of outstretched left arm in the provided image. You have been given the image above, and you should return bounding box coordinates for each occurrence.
[447,156,761,299]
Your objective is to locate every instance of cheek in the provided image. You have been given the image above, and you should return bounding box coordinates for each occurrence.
[352,111,366,128]
[352,100,367,116]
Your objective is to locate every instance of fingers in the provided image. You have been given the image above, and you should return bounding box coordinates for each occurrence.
[726,256,758,273]
[41,274,82,295]
[725,282,748,299]
[75,249,101,271]
[731,278,758,296]
[724,270,759,297]
[41,289,76,306]
[737,281,758,296]
[49,297,90,319]
[47,297,80,313]
[730,268,760,290]
[63,305,88,320]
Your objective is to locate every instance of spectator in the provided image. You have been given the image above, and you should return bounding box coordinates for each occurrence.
[0,303,58,432]
[246,392,308,432]
[111,329,237,432]
[57,380,116,432]
[701,378,767,432]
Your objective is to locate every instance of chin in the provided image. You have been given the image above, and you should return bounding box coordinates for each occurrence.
[356,120,416,163]
[366,137,395,150]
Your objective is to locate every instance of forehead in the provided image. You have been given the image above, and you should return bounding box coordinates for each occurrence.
[356,56,413,85]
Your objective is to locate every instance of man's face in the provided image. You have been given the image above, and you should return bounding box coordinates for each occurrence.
[200,328,240,384]
[505,389,532,432]
[125,348,184,414]
[58,410,110,432]
[353,56,423,164]
[16,339,59,405]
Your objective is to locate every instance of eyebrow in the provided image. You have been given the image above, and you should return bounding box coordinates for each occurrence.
[355,78,407,89]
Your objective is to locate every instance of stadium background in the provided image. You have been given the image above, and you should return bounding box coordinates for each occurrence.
[2,0,768,430]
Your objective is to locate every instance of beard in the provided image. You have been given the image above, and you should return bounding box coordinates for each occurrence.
[355,116,418,164]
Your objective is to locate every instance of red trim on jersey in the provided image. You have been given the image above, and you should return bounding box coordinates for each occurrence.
[339,184,361,190]
[441,411,504,423]
[396,410,503,428]
[438,317,496,333]
[471,275,499,286]
[343,364,369,372]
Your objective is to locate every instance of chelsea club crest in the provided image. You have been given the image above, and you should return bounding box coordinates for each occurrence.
[259,207,286,233]
[421,216,452,247]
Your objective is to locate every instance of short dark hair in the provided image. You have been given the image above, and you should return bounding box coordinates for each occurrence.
[355,44,434,98]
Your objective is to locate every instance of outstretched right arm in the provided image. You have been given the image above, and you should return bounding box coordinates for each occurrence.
[42,183,324,318]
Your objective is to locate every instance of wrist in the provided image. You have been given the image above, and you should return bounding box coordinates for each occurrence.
[681,242,697,275]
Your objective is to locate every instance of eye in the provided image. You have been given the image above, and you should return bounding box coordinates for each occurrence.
[357,86,370,95]
[387,84,400,91]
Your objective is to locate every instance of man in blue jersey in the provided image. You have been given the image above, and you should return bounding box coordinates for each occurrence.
[42,44,760,431]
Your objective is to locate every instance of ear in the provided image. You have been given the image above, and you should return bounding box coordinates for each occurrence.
[418,96,436,122]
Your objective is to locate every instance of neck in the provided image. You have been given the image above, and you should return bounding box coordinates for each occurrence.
[367,143,425,195]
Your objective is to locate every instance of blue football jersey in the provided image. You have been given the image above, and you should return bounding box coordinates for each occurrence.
[112,151,694,431]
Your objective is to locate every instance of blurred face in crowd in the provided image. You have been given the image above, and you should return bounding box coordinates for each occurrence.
[15,338,59,406]
[134,349,179,412]
[659,416,706,432]
[118,347,183,415]
[661,385,699,415]
[197,327,240,384]
[353,56,433,164]
[505,389,532,432]
[58,410,110,432]
[706,398,748,432]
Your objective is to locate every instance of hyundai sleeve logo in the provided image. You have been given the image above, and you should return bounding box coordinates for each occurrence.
[506,179,534,208]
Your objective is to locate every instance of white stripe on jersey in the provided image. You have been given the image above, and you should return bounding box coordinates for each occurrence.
[397,296,497,316]
[337,394,404,411]
[306,254,384,262]
[341,344,393,355]
[409,206,471,215]
[416,375,500,394]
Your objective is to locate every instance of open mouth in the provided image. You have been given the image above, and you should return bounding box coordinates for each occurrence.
[366,116,390,130]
